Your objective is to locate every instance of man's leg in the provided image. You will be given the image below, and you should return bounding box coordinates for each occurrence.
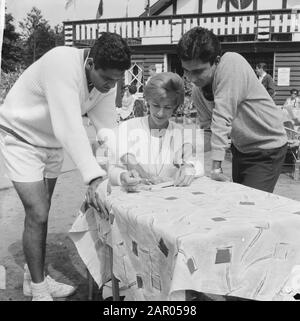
[44,177,57,208]
[236,158,276,193]
[231,144,287,193]
[13,180,51,283]
[231,144,242,183]
[20,176,76,299]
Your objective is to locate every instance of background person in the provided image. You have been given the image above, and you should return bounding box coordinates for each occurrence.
[177,27,287,193]
[146,64,157,85]
[255,62,276,99]
[116,84,137,121]
[282,88,300,127]
[0,32,131,301]
[282,88,300,128]
[283,88,300,109]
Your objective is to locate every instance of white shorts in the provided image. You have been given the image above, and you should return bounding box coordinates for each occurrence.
[0,130,64,182]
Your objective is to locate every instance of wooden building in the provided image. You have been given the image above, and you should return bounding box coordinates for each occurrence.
[63,0,300,105]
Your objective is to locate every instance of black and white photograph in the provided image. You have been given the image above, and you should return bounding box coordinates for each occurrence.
[0,0,300,304]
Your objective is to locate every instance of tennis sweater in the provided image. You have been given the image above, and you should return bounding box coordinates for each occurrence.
[0,46,118,184]
[192,52,287,161]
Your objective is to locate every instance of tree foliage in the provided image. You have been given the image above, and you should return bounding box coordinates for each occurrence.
[19,7,64,67]
[1,13,23,72]
[1,7,65,101]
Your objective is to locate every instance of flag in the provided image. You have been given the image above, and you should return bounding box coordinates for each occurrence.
[144,0,150,13]
[65,0,75,10]
[125,0,130,18]
[217,0,224,10]
[96,0,103,19]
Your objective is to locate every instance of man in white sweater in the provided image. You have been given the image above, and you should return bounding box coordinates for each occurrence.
[0,32,131,300]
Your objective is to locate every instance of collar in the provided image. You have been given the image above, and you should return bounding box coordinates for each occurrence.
[259,71,267,80]
[83,49,94,92]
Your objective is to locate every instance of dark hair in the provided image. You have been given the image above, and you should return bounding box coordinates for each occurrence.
[256,62,267,71]
[89,32,131,71]
[177,27,221,65]
[290,88,299,95]
[128,84,137,95]
[144,72,184,111]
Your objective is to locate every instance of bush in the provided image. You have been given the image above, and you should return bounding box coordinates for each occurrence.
[0,68,23,103]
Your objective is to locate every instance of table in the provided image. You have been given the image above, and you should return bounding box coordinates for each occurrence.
[69,176,300,301]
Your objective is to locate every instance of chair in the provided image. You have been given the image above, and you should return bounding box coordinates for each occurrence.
[284,121,300,180]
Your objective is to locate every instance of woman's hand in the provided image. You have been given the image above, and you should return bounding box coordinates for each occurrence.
[120,170,141,192]
[174,164,196,187]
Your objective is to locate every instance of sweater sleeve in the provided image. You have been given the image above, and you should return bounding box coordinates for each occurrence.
[108,166,127,186]
[87,88,118,142]
[211,53,249,161]
[41,48,106,184]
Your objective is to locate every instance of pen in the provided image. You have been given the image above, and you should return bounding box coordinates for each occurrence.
[161,184,174,188]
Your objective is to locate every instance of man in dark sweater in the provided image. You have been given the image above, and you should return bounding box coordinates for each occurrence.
[177,27,287,193]
[255,62,276,99]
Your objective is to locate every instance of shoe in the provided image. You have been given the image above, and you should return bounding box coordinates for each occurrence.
[32,292,53,301]
[28,279,53,301]
[23,266,76,298]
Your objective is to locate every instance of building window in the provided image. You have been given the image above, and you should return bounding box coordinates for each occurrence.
[125,62,144,97]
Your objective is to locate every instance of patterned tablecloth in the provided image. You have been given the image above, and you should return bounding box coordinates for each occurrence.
[69,176,300,301]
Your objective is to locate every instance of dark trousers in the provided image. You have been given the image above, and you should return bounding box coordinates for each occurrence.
[231,143,288,193]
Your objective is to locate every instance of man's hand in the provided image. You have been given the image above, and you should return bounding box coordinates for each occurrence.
[85,176,110,218]
[210,160,231,182]
[210,169,231,182]
[174,164,196,187]
[120,170,141,192]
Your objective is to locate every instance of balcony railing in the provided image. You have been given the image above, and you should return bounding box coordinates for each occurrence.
[64,9,300,47]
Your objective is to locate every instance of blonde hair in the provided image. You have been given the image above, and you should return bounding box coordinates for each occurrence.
[144,72,184,110]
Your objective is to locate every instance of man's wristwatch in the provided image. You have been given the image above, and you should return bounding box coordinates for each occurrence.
[211,168,223,174]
